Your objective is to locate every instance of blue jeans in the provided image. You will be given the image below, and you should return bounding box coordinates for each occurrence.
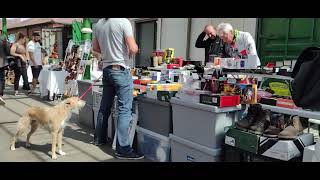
[94,66,133,154]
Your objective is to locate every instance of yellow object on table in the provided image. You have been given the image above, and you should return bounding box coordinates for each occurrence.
[149,83,182,91]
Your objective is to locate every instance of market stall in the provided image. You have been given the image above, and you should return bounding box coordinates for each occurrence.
[76,43,320,162]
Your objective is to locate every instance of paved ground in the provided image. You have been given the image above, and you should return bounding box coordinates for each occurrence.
[1,85,319,162]
[0,85,147,162]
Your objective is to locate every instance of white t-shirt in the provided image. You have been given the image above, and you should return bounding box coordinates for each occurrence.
[235,31,261,66]
[27,41,42,66]
[93,18,133,69]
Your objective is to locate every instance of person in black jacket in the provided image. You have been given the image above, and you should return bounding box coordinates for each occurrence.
[0,35,10,105]
[195,24,225,64]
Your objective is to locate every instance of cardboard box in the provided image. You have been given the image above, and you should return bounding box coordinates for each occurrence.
[276,98,298,109]
[269,82,291,97]
[284,60,292,66]
[224,83,241,95]
[160,69,181,82]
[200,94,240,108]
[219,56,258,69]
[223,83,257,104]
[149,83,182,91]
[157,91,177,102]
[225,127,267,154]
[276,61,284,67]
[259,133,314,161]
[176,89,211,104]
[150,71,162,81]
[225,127,314,160]
[246,55,259,69]
[260,97,277,106]
[167,64,180,69]
[220,58,237,69]
[238,84,258,104]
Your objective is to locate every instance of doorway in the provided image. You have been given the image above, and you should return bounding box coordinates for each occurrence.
[135,20,157,67]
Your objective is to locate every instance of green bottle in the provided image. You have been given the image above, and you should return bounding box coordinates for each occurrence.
[83,51,91,80]
[83,64,91,80]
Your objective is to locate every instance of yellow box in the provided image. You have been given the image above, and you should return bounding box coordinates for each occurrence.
[149,83,182,91]
[163,48,175,59]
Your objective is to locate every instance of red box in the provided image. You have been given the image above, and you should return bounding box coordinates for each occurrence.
[133,79,141,84]
[200,94,240,108]
[167,64,180,69]
[276,98,298,109]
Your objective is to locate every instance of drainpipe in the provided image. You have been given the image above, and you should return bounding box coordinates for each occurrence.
[186,18,192,60]
[2,18,7,39]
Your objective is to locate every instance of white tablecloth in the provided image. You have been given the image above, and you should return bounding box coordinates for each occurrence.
[38,69,69,98]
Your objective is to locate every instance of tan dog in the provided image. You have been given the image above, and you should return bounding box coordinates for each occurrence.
[10,97,85,159]
[5,70,15,86]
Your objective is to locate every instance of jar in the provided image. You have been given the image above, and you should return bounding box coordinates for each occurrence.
[153,56,159,67]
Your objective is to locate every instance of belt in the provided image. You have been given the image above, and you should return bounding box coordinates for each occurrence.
[107,65,125,71]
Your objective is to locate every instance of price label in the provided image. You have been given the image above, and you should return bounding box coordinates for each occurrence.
[227,78,237,84]
[192,73,199,80]
[225,136,235,146]
[212,97,218,103]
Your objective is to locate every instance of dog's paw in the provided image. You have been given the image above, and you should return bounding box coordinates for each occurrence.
[10,146,15,151]
[58,150,66,156]
[25,143,31,148]
[52,154,57,160]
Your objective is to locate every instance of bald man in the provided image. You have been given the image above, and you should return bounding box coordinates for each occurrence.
[195,25,225,64]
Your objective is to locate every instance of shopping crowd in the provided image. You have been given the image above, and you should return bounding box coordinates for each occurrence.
[0,32,46,105]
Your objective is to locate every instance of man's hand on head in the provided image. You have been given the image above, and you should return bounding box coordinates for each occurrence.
[204,24,216,39]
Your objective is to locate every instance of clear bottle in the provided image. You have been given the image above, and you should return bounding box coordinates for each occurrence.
[157,56,163,65]
[153,56,159,67]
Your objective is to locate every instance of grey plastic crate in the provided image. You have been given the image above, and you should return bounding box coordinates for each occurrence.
[93,106,115,140]
[136,126,170,162]
[170,134,221,162]
[137,96,172,137]
[77,80,103,105]
[170,98,241,149]
[92,89,103,108]
[79,104,94,129]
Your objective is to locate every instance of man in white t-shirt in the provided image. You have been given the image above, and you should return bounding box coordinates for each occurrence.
[219,23,261,66]
[27,32,42,93]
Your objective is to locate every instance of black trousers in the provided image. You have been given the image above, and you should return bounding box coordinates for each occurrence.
[13,64,30,91]
[0,66,6,96]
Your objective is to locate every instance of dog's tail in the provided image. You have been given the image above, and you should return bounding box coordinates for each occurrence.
[15,116,31,134]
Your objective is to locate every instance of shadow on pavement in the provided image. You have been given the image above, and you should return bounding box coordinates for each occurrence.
[14,141,52,158]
